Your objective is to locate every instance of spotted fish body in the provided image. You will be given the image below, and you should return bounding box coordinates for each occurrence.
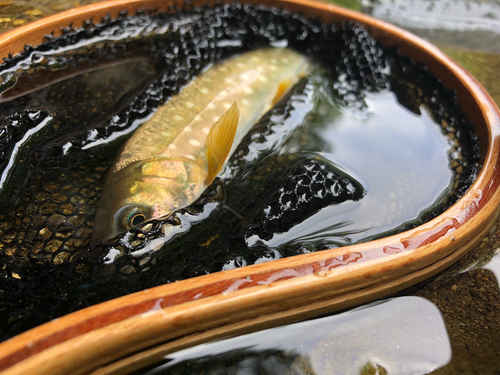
[92,48,310,242]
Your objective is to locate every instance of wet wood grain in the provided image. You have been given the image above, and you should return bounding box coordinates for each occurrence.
[0,0,498,374]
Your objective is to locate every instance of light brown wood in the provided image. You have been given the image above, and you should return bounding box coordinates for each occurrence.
[0,0,499,374]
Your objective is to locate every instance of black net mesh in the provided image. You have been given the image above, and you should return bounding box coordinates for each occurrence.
[0,3,479,341]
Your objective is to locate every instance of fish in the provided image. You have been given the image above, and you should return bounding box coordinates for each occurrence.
[91,48,310,242]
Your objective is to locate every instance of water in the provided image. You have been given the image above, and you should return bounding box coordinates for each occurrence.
[0,2,480,356]
[138,297,451,374]
[361,0,500,53]
[247,86,456,250]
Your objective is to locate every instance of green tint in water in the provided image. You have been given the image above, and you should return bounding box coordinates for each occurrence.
[0,4,479,341]
[246,74,458,250]
[135,297,451,374]
[0,59,157,262]
[125,69,471,273]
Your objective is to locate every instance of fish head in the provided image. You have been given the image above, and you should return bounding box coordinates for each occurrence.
[92,158,206,243]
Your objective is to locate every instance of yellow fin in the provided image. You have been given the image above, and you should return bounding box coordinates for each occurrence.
[272,78,293,106]
[205,102,239,184]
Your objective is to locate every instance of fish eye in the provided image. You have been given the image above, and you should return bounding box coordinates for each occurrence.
[126,209,149,229]
[115,205,151,231]
[130,213,146,227]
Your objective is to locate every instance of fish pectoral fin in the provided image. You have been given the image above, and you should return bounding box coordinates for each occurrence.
[205,102,239,185]
[272,78,293,106]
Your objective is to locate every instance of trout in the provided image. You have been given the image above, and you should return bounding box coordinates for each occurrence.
[92,48,310,242]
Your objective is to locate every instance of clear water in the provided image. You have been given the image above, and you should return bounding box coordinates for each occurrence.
[0,4,480,354]
[139,297,451,374]
[245,77,454,250]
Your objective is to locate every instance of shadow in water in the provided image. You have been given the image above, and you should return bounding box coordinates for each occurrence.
[140,348,317,375]
[135,297,451,375]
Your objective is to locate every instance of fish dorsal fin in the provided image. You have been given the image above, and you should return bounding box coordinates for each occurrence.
[272,78,293,106]
[205,102,239,185]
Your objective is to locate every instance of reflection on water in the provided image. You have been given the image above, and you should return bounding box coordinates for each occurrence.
[361,0,500,53]
[258,88,455,249]
[145,348,317,375]
[411,268,500,374]
[141,297,450,375]
[0,0,497,372]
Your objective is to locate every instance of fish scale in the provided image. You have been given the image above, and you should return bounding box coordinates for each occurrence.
[92,47,310,242]
[0,3,479,342]
[117,48,308,164]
